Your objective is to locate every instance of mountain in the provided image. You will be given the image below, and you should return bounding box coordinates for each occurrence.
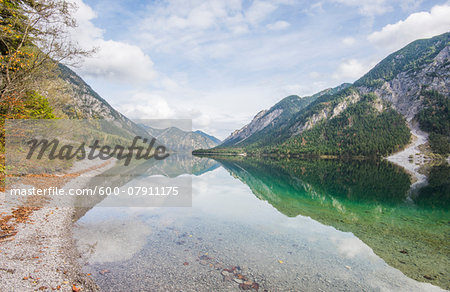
[194,130,222,145]
[219,83,351,148]
[56,64,149,139]
[48,69,222,152]
[199,32,449,157]
[140,125,221,152]
[213,157,449,289]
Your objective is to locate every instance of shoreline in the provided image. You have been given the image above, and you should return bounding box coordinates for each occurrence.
[385,124,429,189]
[0,158,115,292]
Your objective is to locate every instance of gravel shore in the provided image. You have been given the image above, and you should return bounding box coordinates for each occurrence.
[386,124,429,188]
[0,159,114,292]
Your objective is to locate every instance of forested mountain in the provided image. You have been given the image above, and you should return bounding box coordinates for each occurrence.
[214,157,449,289]
[220,83,350,148]
[200,32,449,157]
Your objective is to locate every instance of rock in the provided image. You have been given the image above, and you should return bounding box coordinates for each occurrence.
[199,255,211,260]
[222,109,283,146]
[233,278,244,284]
[239,283,252,290]
[223,275,233,282]
[213,262,223,270]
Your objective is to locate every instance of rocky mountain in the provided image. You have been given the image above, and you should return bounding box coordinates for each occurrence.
[214,157,449,289]
[220,83,350,148]
[354,32,449,122]
[202,32,449,157]
[140,125,221,152]
[50,65,222,152]
[194,130,222,145]
[56,64,149,139]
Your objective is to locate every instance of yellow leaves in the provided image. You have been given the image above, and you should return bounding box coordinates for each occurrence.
[278,260,284,264]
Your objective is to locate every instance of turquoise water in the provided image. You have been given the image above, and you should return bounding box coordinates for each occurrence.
[74,157,449,291]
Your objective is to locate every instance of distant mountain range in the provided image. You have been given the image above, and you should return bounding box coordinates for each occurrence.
[51,65,219,151]
[194,130,222,145]
[197,32,449,157]
[139,124,221,152]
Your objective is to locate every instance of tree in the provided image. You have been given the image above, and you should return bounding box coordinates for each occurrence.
[0,0,90,112]
[0,0,92,189]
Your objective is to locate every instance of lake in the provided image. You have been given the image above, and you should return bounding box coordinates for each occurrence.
[73,156,449,291]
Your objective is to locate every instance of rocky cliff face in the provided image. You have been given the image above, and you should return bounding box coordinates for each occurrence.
[54,65,222,149]
[56,64,149,138]
[290,90,361,136]
[220,84,351,148]
[214,33,449,155]
[222,108,283,146]
[357,43,449,123]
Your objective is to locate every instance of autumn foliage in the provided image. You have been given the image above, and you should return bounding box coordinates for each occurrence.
[0,0,88,190]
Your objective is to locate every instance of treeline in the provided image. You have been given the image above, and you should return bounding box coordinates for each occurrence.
[417,90,450,155]
[216,156,411,207]
[355,33,449,88]
[267,95,410,156]
[0,0,87,188]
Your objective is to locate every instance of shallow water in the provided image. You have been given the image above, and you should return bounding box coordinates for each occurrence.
[74,157,449,291]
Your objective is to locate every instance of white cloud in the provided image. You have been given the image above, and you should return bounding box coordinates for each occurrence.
[331,0,392,16]
[342,36,356,46]
[117,92,175,119]
[141,0,245,35]
[137,0,292,54]
[281,84,303,94]
[332,59,372,81]
[80,40,156,83]
[280,80,330,97]
[70,0,156,83]
[70,0,102,42]
[75,219,151,264]
[266,20,290,30]
[399,0,424,12]
[332,237,376,258]
[368,4,450,51]
[309,71,320,78]
[246,1,277,25]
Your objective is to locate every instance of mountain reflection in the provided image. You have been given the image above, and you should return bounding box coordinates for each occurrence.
[211,157,449,289]
[73,155,220,217]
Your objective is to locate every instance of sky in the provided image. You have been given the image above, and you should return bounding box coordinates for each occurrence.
[68,0,450,139]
